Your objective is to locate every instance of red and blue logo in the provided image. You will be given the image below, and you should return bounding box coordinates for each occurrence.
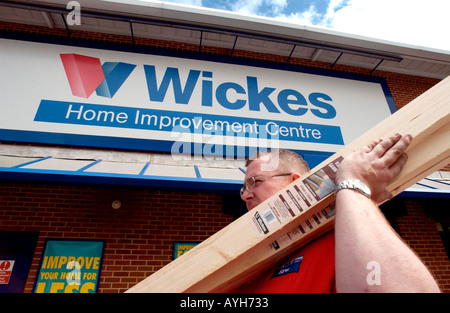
[60,54,136,98]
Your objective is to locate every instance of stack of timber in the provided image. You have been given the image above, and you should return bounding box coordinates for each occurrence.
[127,75,450,293]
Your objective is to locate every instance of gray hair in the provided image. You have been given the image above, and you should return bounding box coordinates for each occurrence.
[246,149,309,175]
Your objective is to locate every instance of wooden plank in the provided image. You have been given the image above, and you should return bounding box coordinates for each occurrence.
[126,75,450,293]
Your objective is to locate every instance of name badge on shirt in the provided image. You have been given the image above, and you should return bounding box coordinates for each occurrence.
[271,255,304,278]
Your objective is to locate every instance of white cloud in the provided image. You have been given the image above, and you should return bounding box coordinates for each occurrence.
[314,0,450,51]
[269,0,288,15]
[229,0,287,16]
[160,0,203,5]
[149,0,450,51]
[230,0,262,15]
[260,0,347,30]
[273,5,320,26]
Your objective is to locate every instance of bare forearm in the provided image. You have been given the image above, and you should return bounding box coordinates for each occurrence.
[335,189,440,293]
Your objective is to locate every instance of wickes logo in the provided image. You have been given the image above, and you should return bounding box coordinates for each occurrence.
[60,54,136,99]
[61,53,336,119]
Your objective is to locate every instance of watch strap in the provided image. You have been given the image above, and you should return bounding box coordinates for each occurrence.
[335,179,371,199]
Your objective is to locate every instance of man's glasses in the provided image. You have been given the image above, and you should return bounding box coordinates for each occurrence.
[240,173,292,198]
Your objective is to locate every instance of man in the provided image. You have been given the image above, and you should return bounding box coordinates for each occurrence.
[237,133,440,292]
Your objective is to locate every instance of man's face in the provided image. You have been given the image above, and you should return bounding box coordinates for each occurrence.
[241,155,296,211]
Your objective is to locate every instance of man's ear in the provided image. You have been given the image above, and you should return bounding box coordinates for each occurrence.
[290,173,301,182]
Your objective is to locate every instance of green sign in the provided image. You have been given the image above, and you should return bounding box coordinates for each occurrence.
[34,239,104,293]
[173,242,199,260]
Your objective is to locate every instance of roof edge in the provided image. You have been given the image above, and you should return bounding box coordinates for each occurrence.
[14,0,450,62]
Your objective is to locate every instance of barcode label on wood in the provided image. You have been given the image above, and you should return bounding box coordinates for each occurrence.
[269,205,335,252]
[249,157,342,237]
[262,209,276,224]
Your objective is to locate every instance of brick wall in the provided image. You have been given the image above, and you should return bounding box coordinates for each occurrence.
[397,201,450,292]
[1,21,449,293]
[0,182,233,293]
[1,182,449,292]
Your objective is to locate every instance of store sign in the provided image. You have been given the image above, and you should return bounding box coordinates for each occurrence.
[0,38,395,157]
[33,239,104,293]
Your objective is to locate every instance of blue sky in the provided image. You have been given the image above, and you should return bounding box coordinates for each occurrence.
[143,0,450,51]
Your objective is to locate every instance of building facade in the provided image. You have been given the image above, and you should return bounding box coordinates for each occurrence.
[0,0,449,293]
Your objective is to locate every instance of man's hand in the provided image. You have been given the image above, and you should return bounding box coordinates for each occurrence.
[336,133,412,204]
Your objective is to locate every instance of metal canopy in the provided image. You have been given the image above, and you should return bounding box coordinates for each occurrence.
[0,151,449,198]
[1,0,450,79]
[0,153,245,192]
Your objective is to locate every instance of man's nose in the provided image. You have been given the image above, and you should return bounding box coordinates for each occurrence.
[241,188,254,201]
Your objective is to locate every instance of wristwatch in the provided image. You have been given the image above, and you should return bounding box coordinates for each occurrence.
[335,179,371,199]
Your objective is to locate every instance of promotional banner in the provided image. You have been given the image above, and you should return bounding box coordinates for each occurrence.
[0,38,395,157]
[173,242,200,260]
[33,239,104,293]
